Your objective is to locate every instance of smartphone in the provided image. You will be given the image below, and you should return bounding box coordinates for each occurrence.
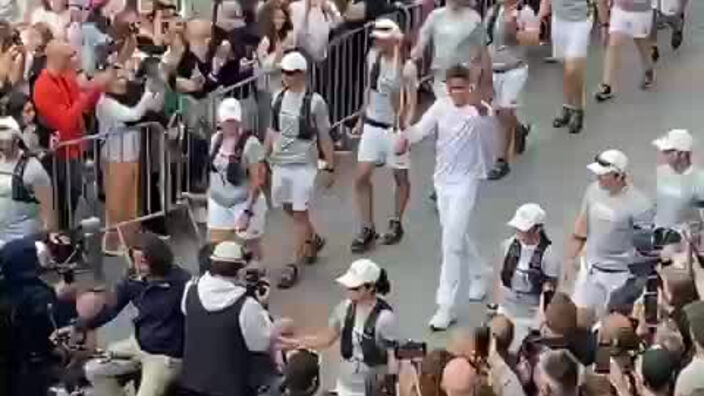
[474,326,490,360]
[394,340,427,360]
[644,293,658,325]
[594,343,611,374]
[543,289,555,311]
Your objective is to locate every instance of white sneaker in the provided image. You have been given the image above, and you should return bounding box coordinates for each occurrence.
[428,307,457,332]
[468,277,487,301]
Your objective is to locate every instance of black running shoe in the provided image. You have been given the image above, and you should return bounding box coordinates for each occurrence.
[595,84,614,102]
[350,227,378,253]
[568,109,584,134]
[672,30,683,50]
[515,123,531,154]
[552,106,572,128]
[487,160,510,181]
[651,45,660,63]
[304,234,326,265]
[640,69,655,90]
[380,219,404,245]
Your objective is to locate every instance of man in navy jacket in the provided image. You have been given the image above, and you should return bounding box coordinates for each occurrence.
[77,232,190,396]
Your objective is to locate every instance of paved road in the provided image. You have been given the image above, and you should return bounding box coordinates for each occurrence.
[98,5,704,388]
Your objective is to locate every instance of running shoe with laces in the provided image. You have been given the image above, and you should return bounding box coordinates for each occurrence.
[304,234,326,265]
[568,109,584,135]
[672,14,684,50]
[515,123,531,154]
[552,106,572,128]
[380,219,404,245]
[350,227,378,253]
[595,84,614,102]
[651,45,660,63]
[487,159,510,181]
[428,306,457,332]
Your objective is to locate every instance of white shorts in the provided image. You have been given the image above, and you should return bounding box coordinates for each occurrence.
[552,16,593,60]
[271,164,317,211]
[357,123,410,169]
[572,259,630,317]
[610,7,653,38]
[492,65,529,109]
[207,194,268,240]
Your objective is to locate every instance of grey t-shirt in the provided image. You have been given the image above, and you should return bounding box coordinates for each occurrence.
[655,165,704,228]
[552,0,593,22]
[0,156,51,245]
[614,0,651,12]
[268,90,331,166]
[364,50,417,126]
[209,133,265,206]
[581,182,655,271]
[418,7,487,72]
[329,300,398,396]
[487,4,539,71]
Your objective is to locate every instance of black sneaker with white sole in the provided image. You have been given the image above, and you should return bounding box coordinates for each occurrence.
[568,109,584,134]
[640,69,655,90]
[487,160,510,181]
[595,84,615,102]
[350,227,378,253]
[553,106,572,128]
[380,219,404,245]
[515,123,531,154]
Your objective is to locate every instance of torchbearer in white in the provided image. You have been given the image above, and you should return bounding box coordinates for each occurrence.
[395,64,494,332]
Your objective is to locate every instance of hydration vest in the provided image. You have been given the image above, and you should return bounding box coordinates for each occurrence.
[209,131,254,187]
[500,231,551,295]
[340,298,392,367]
[10,154,38,204]
[271,88,316,140]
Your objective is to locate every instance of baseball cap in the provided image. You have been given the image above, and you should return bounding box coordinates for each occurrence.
[640,347,677,390]
[652,129,693,152]
[587,149,628,175]
[218,98,242,123]
[684,301,704,347]
[210,241,245,263]
[0,116,21,141]
[336,259,381,289]
[281,51,308,72]
[507,203,546,232]
[371,18,402,40]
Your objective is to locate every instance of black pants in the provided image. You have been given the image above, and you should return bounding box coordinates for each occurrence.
[54,157,83,230]
[5,361,53,396]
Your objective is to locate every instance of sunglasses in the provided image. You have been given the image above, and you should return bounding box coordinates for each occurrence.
[594,154,614,168]
[347,285,363,292]
[282,70,303,76]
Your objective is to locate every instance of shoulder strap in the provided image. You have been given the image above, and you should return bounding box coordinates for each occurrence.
[369,51,382,91]
[271,88,289,132]
[209,132,224,170]
[340,302,356,360]
[235,131,255,158]
[529,230,553,271]
[301,90,315,139]
[501,238,522,288]
[486,3,503,45]
[11,153,37,203]
[364,298,392,337]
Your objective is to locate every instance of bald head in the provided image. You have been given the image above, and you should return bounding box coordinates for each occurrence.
[442,358,477,396]
[446,328,474,359]
[186,19,212,43]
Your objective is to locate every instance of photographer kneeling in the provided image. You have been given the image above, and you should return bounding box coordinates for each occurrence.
[180,241,294,396]
[298,259,398,396]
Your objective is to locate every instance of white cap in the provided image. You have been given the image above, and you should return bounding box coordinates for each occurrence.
[336,259,381,289]
[652,129,693,152]
[210,241,245,263]
[371,18,403,40]
[281,51,308,72]
[0,117,21,140]
[218,98,242,123]
[507,203,547,232]
[587,149,629,175]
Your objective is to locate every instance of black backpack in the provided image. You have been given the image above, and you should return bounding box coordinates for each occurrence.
[209,131,254,186]
[271,89,316,140]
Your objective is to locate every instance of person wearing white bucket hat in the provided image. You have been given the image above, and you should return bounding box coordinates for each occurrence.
[207,98,268,268]
[0,116,54,248]
[351,18,418,253]
[295,259,398,396]
[567,149,654,317]
[495,203,560,337]
[652,129,704,228]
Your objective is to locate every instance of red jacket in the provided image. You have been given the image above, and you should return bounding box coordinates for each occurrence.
[33,69,101,159]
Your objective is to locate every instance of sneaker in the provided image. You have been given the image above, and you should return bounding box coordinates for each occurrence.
[640,69,655,90]
[429,307,457,332]
[304,234,326,265]
[552,106,572,128]
[487,160,510,181]
[568,109,584,135]
[515,123,531,154]
[594,84,614,102]
[651,45,660,63]
[380,219,404,245]
[350,227,378,254]
[671,30,683,50]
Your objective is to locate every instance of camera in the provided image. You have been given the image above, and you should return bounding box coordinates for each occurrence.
[394,340,427,360]
[633,227,682,255]
[244,268,270,299]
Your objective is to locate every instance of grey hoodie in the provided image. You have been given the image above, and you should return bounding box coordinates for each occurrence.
[181,272,274,352]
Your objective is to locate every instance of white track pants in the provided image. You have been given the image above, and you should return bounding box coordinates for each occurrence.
[434,177,486,309]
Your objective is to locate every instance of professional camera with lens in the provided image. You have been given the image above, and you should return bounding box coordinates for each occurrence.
[633,227,683,255]
[394,339,427,360]
[244,268,270,300]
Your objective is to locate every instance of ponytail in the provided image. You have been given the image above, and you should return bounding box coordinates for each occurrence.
[374,268,391,296]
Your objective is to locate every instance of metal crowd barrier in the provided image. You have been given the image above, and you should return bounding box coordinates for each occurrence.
[49,121,197,241]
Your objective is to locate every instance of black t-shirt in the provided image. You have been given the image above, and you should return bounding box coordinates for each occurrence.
[175,49,218,100]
